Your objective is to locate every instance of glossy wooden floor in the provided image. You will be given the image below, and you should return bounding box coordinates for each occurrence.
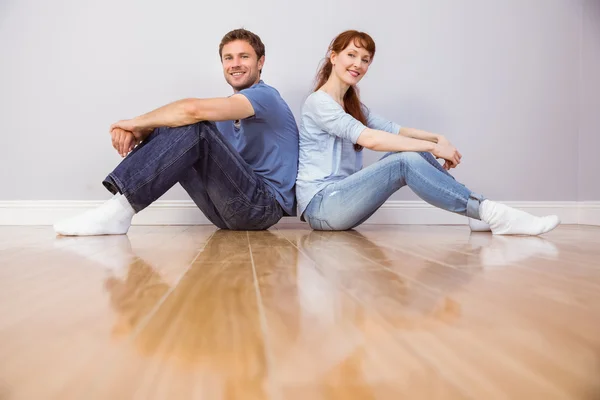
[0,224,599,399]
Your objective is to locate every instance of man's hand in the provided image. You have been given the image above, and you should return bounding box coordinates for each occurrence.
[110,119,154,142]
[432,136,462,170]
[111,127,141,158]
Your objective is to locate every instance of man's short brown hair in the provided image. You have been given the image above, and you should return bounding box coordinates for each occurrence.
[219,28,266,60]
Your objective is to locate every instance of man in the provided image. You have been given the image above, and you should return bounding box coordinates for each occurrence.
[54,29,299,235]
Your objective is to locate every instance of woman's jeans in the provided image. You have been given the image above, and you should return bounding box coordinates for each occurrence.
[102,122,283,230]
[303,151,485,231]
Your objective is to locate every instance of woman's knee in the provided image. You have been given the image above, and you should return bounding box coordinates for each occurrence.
[385,151,425,168]
[417,151,437,164]
[397,151,425,163]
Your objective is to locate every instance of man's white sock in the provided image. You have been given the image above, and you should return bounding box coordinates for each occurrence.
[479,200,560,236]
[54,193,135,236]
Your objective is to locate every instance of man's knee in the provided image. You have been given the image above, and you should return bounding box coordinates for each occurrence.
[193,121,219,139]
[162,121,218,140]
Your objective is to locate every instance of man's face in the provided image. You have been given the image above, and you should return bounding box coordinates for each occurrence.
[221,40,264,92]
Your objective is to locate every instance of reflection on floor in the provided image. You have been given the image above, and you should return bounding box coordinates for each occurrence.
[0,224,599,399]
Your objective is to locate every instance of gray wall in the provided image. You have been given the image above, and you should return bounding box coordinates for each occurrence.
[0,0,593,202]
[579,0,600,201]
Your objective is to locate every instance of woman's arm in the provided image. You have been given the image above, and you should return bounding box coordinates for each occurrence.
[362,105,441,143]
[398,127,442,143]
[357,128,462,167]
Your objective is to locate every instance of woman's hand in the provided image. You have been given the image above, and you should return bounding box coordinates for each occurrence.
[433,136,462,169]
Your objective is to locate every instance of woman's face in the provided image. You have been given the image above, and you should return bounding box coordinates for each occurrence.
[331,41,372,86]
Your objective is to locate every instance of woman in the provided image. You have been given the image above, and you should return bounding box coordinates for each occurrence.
[296,30,559,235]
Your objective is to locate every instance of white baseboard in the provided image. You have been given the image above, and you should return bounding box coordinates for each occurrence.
[0,200,596,226]
[579,202,600,226]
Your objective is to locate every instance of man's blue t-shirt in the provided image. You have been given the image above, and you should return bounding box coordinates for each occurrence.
[216,80,299,216]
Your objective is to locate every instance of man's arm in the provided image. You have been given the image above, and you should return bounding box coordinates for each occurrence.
[110,94,254,139]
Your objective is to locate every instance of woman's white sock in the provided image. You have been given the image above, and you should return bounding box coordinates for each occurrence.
[468,218,491,232]
[479,200,560,236]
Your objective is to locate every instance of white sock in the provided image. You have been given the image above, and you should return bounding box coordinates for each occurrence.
[54,194,135,236]
[479,200,560,236]
[468,218,491,232]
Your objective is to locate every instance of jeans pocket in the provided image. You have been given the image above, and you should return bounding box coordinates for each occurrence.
[260,203,283,229]
[304,215,333,231]
[222,197,260,228]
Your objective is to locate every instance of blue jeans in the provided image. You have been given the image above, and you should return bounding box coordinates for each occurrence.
[102,122,283,230]
[303,151,485,231]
